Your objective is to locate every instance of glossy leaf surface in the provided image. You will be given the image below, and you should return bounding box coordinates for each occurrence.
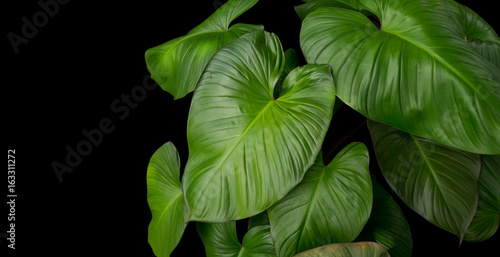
[294,242,390,257]
[182,30,335,223]
[465,155,500,242]
[197,221,275,257]
[268,143,372,257]
[147,142,188,257]
[145,0,262,99]
[300,0,500,154]
[369,121,481,239]
[357,177,412,257]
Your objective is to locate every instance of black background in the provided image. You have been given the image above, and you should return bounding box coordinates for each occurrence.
[3,0,499,256]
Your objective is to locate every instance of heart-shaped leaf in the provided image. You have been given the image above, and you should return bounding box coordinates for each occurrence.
[145,0,262,99]
[357,177,412,257]
[197,221,276,257]
[300,0,500,154]
[294,242,390,257]
[464,155,500,242]
[368,121,481,240]
[146,142,188,257]
[268,143,372,257]
[182,30,335,223]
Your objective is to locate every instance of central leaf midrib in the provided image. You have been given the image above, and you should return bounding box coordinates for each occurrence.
[381,28,493,104]
[409,135,453,218]
[296,166,327,252]
[216,100,275,172]
[188,100,275,218]
[156,190,183,230]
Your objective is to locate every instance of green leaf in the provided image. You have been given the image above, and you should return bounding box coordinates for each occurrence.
[145,0,262,99]
[274,48,300,100]
[183,30,335,223]
[357,177,412,257]
[368,121,481,240]
[295,0,369,20]
[147,142,188,257]
[465,155,500,242]
[248,211,270,231]
[268,143,372,257]
[294,242,390,257]
[283,48,300,73]
[197,222,241,256]
[449,1,500,67]
[300,0,500,154]
[197,222,276,257]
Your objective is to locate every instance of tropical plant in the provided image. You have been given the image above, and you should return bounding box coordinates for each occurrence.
[145,0,500,256]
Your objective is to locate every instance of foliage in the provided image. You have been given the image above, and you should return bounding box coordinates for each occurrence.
[145,0,500,256]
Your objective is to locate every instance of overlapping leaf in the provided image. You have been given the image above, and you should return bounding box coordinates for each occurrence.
[268,143,372,257]
[449,1,500,67]
[274,48,300,99]
[357,177,412,257]
[248,211,271,231]
[465,155,500,242]
[300,0,500,154]
[294,242,390,257]
[197,221,275,257]
[182,30,335,223]
[145,0,262,99]
[368,121,481,240]
[146,142,188,257]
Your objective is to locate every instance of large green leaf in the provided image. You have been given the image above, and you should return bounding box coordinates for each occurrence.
[300,0,500,154]
[294,242,390,257]
[464,155,500,242]
[357,177,412,257]
[182,30,335,223]
[368,121,481,240]
[145,0,262,99]
[268,143,372,257]
[197,221,276,257]
[146,142,188,257]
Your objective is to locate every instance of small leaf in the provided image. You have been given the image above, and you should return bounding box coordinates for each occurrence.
[274,48,300,99]
[183,30,335,223]
[248,211,270,231]
[357,177,412,257]
[241,225,276,256]
[368,121,480,240]
[465,155,500,242]
[294,242,390,257]
[268,143,372,257]
[197,222,241,257]
[145,0,262,99]
[197,222,276,257]
[147,142,188,257]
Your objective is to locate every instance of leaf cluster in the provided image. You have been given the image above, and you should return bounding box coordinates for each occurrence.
[145,0,500,256]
